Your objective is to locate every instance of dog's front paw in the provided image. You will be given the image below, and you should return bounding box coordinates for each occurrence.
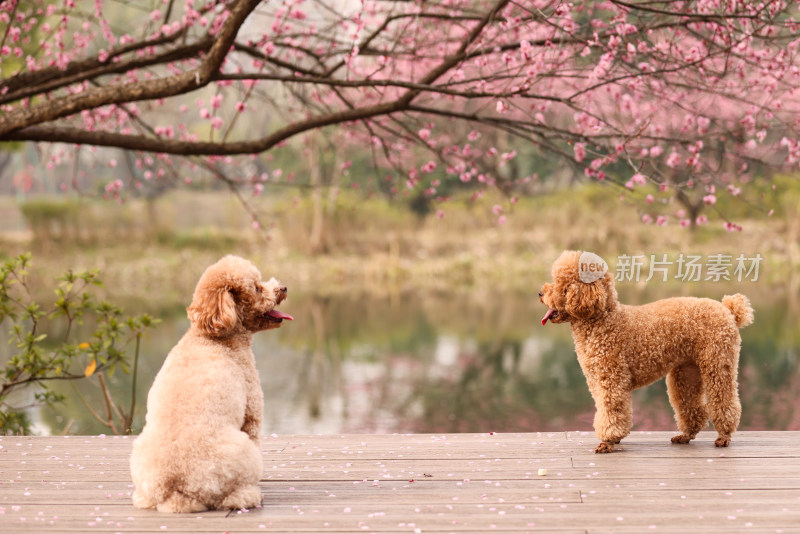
[671,434,693,444]
[714,436,731,448]
[594,441,615,453]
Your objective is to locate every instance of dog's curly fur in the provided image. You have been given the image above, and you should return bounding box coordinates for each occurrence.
[540,250,753,453]
[130,255,291,512]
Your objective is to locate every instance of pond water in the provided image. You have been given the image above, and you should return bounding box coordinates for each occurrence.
[10,283,800,435]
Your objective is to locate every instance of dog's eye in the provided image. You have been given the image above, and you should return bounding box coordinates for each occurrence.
[255,284,262,293]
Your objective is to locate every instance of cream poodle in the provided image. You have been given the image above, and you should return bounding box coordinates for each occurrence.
[539,250,753,453]
[130,255,293,512]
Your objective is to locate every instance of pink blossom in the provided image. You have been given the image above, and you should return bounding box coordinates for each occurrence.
[418,128,430,140]
[680,219,691,228]
[236,101,246,112]
[104,179,123,192]
[496,100,508,113]
[727,185,741,196]
[436,210,445,219]
[496,215,507,225]
[649,146,663,158]
[467,130,480,141]
[520,40,533,59]
[199,107,210,119]
[210,116,224,129]
[642,214,653,224]
[574,143,586,162]
[645,194,654,204]
[666,151,681,168]
[492,204,503,215]
[625,173,646,189]
[696,215,708,225]
[703,194,717,205]
[500,150,517,164]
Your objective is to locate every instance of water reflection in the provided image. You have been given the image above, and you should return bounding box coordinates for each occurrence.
[16,285,800,435]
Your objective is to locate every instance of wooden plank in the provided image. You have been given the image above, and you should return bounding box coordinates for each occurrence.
[1,500,799,531]
[2,432,800,533]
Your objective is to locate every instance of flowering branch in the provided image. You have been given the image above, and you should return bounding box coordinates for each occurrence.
[0,0,798,229]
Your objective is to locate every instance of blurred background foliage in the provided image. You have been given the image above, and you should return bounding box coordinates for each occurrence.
[0,172,798,436]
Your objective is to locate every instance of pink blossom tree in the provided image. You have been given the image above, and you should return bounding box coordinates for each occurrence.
[2,0,799,229]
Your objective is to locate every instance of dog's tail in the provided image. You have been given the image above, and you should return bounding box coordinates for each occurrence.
[722,294,754,328]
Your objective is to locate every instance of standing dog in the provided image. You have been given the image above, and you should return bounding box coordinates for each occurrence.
[539,251,753,453]
[130,255,293,512]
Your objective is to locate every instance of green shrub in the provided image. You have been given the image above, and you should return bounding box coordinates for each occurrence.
[0,253,158,435]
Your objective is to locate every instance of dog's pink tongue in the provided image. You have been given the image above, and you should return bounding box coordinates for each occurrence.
[268,310,294,321]
[541,309,556,325]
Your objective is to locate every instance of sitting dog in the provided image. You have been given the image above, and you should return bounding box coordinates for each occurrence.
[539,250,753,453]
[130,255,293,512]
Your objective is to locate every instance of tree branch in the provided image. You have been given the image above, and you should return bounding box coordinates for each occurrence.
[4,99,412,154]
[0,0,261,136]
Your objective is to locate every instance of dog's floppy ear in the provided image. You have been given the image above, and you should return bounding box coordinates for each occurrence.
[187,284,238,337]
[564,278,608,319]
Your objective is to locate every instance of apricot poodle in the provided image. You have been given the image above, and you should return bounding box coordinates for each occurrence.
[130,255,293,512]
[539,250,753,453]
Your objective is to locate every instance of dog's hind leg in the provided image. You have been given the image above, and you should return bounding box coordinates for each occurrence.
[219,485,263,510]
[132,488,157,510]
[667,363,708,444]
[156,491,208,513]
[699,348,742,448]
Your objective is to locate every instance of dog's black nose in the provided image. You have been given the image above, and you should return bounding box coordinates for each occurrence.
[538,291,544,298]
[280,286,288,294]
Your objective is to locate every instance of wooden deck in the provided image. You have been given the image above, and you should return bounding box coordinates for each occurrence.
[1,431,799,533]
